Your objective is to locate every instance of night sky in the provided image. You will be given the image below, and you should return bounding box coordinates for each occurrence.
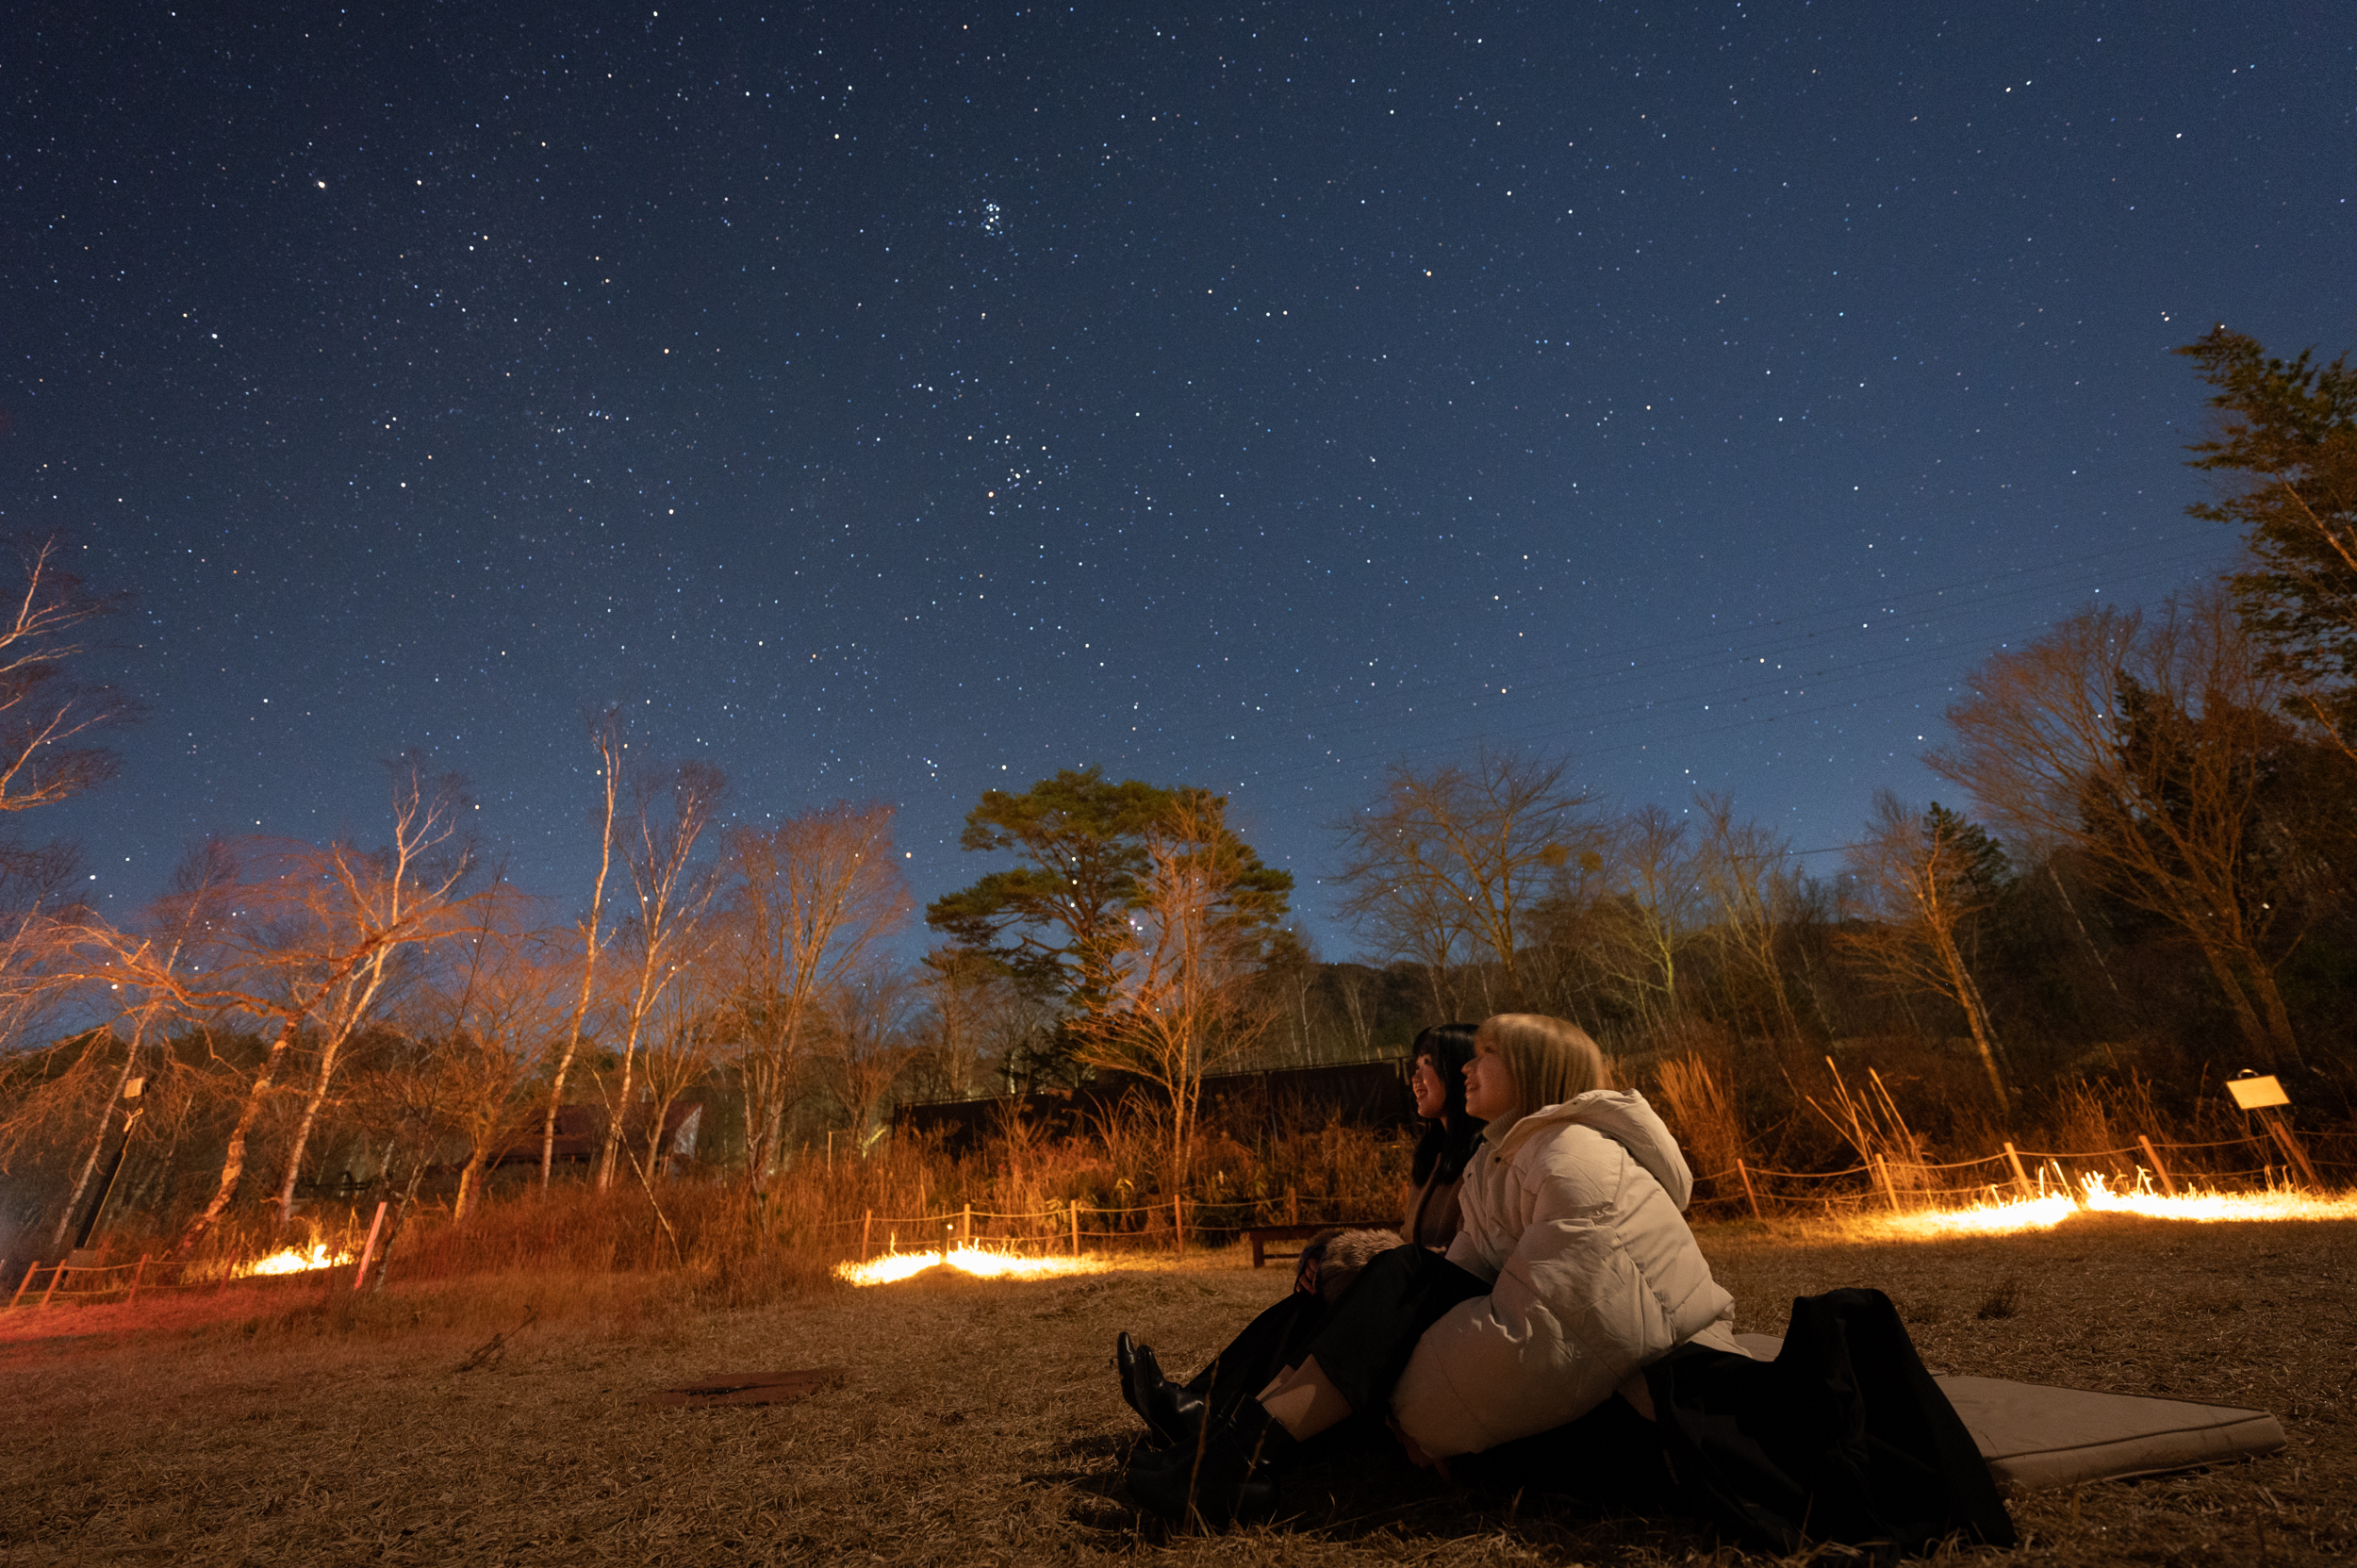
[10,3,2353,944]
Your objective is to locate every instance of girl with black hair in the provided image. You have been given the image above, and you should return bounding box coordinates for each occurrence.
[1400,1022,1483,1250]
[1113,1015,2013,1557]
[1114,1023,1483,1454]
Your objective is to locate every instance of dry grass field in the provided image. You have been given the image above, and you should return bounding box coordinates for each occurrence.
[3,1211,2352,1566]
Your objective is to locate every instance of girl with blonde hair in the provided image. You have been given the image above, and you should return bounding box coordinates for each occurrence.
[1119,1012,2012,1556]
[1122,1011,1735,1518]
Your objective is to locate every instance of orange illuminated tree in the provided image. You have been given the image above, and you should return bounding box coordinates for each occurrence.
[539,708,621,1185]
[721,801,910,1191]
[596,761,725,1191]
[163,757,480,1250]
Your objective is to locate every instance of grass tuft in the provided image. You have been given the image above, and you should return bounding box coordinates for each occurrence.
[1976,1275,2025,1319]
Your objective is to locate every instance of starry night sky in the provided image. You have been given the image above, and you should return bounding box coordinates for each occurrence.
[9,2,2353,941]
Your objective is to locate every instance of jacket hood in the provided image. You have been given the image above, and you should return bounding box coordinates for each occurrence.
[1490,1089,1696,1210]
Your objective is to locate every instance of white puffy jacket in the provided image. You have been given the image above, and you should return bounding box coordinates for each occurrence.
[1390,1089,1741,1458]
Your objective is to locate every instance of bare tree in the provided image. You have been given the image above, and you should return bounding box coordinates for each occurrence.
[39,844,239,1246]
[597,761,726,1191]
[821,964,919,1155]
[340,1027,474,1281]
[0,531,136,1120]
[157,757,478,1249]
[1839,791,2011,1102]
[914,945,1018,1100]
[1075,791,1288,1218]
[1587,804,1703,1028]
[268,760,478,1224]
[0,533,137,820]
[1334,748,1595,1013]
[416,894,569,1220]
[541,709,620,1185]
[1931,591,2309,1068]
[635,959,719,1181]
[1690,793,1808,1040]
[721,801,911,1192]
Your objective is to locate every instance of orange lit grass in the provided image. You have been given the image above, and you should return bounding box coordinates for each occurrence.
[835,1246,1112,1286]
[235,1242,350,1278]
[1880,1172,2357,1240]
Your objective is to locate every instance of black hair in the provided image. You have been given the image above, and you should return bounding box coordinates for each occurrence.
[1409,1022,1485,1188]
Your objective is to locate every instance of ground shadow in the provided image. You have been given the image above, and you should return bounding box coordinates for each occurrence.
[1063,1413,1739,1557]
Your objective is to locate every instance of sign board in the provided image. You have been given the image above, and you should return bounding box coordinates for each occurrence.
[2226,1074,2290,1111]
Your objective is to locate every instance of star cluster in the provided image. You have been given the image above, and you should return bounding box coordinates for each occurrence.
[8,3,2350,930]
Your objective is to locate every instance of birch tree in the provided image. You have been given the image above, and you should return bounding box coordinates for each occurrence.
[0,532,136,821]
[723,801,910,1191]
[597,761,725,1191]
[268,759,478,1223]
[418,895,569,1220]
[42,843,238,1246]
[541,708,620,1184]
[167,757,477,1248]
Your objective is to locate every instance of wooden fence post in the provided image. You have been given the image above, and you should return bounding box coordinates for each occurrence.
[2136,1135,2177,1197]
[7,1262,36,1310]
[2003,1142,2032,1196]
[2263,1112,2320,1188]
[126,1254,151,1306]
[1736,1161,1763,1222]
[1286,1188,1299,1225]
[352,1200,389,1292]
[40,1265,68,1309]
[861,1210,873,1261]
[961,1203,973,1248]
[1070,1201,1082,1258]
[1173,1195,1185,1252]
[1873,1156,1901,1213]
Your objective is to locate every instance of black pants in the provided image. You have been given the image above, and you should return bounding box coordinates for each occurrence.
[1183,1246,1491,1426]
[1447,1388,1682,1510]
[1456,1288,2014,1560]
[1647,1287,2015,1556]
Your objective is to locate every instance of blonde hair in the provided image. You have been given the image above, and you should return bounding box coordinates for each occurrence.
[1477,1014,1608,1125]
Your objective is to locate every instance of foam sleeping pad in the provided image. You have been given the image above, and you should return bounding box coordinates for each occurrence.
[1732,1333,2285,1494]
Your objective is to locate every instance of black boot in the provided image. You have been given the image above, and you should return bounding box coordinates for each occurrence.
[1114,1332,1147,1419]
[1140,1370,1206,1449]
[1124,1398,1298,1527]
[1122,1339,1206,1448]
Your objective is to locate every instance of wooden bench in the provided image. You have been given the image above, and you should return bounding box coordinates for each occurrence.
[1242,1220,1399,1268]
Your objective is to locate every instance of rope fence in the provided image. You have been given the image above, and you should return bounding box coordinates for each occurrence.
[814,1192,1393,1263]
[11,1121,2353,1310]
[1695,1121,2346,1220]
[0,1253,260,1312]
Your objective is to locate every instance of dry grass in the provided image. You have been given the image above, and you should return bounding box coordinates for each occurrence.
[4,1211,2352,1565]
